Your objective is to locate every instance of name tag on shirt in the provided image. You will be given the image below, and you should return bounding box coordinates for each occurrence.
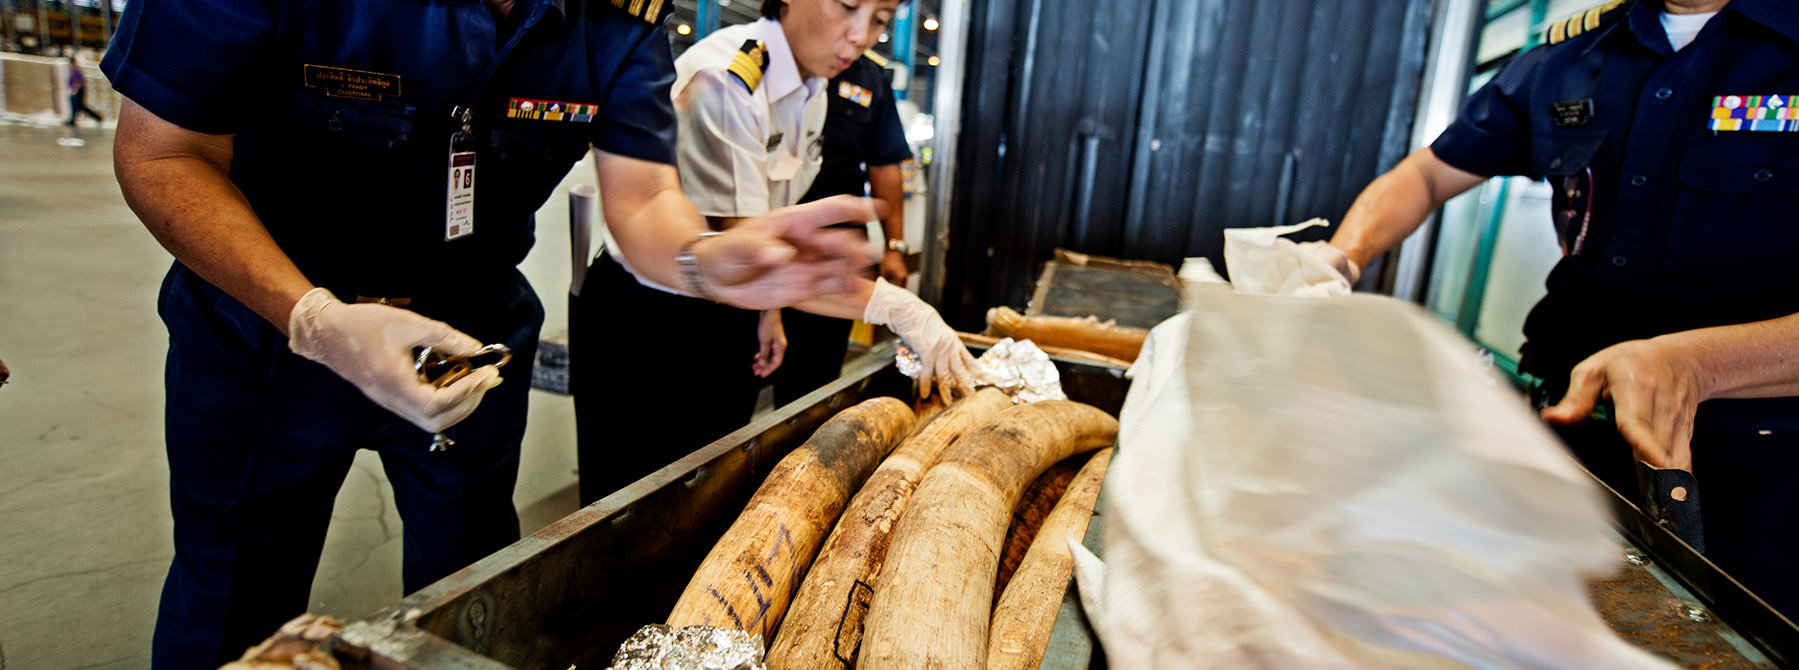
[1709,94,1799,132]
[770,154,802,182]
[303,64,402,101]
[1550,99,1593,127]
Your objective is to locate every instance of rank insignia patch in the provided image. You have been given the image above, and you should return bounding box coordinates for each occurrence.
[507,98,598,123]
[604,0,673,25]
[837,81,873,108]
[1709,94,1799,132]
[728,40,770,92]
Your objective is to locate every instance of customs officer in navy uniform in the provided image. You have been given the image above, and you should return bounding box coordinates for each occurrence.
[1326,0,1799,617]
[772,52,917,407]
[102,0,879,665]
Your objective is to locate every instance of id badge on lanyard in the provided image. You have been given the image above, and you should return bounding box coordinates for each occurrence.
[445,107,477,241]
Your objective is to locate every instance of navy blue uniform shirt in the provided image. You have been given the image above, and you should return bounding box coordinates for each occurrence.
[1432,0,1799,421]
[800,56,912,204]
[102,0,677,299]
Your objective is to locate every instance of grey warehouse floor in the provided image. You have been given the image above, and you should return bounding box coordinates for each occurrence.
[0,122,600,668]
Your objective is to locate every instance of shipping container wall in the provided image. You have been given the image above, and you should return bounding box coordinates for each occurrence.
[942,0,1437,329]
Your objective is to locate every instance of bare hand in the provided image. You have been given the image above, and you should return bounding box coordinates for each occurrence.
[697,196,886,310]
[1541,338,1707,471]
[880,249,909,285]
[753,310,787,378]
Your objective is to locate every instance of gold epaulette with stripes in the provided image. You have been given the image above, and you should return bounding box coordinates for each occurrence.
[727,39,769,92]
[1543,0,1628,45]
[862,50,889,68]
[604,0,674,26]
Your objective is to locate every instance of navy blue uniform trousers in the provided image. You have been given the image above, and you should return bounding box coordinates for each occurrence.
[770,307,854,408]
[569,254,760,507]
[153,264,540,668]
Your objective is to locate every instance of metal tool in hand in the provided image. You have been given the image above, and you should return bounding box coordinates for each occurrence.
[1583,399,1707,551]
[414,343,512,452]
[1636,460,1705,552]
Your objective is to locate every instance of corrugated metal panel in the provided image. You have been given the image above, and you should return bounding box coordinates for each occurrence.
[943,0,1436,328]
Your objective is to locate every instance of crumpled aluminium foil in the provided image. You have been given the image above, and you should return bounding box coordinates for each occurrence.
[895,342,925,379]
[974,337,1067,403]
[604,624,766,670]
[896,338,1066,404]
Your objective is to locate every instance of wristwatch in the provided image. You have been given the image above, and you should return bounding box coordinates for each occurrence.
[885,237,910,255]
[677,231,725,301]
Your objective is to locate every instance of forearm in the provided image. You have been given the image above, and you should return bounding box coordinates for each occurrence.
[791,276,877,321]
[595,151,711,290]
[1330,148,1485,269]
[114,100,312,334]
[1663,314,1799,401]
[869,164,904,242]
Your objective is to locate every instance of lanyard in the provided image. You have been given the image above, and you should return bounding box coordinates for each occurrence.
[444,0,544,242]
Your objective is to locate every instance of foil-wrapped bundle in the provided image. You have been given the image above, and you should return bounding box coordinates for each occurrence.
[895,341,924,379]
[973,337,1066,403]
[895,338,1066,404]
[605,624,766,670]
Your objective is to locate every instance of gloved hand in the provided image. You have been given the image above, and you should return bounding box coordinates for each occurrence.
[862,278,979,399]
[1297,240,1361,285]
[753,309,787,378]
[287,288,502,434]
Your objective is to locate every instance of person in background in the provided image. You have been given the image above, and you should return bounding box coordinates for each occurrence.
[102,0,876,665]
[771,51,914,408]
[570,0,977,506]
[1324,0,1799,617]
[66,56,103,126]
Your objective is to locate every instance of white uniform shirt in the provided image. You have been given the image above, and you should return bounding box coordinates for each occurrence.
[673,19,829,217]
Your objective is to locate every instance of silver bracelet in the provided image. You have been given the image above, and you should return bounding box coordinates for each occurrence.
[677,231,725,301]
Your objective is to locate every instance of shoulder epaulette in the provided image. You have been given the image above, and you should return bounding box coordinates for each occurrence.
[1543,0,1628,45]
[862,50,890,68]
[727,39,769,92]
[603,0,674,26]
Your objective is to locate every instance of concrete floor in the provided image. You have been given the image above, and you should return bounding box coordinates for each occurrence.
[0,121,597,668]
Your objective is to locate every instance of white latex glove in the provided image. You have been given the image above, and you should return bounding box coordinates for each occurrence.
[287,288,502,433]
[862,278,978,399]
[1222,219,1360,297]
[1297,240,1361,284]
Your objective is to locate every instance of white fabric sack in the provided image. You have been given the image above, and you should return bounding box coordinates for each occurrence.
[1086,289,1673,669]
[1222,218,1353,297]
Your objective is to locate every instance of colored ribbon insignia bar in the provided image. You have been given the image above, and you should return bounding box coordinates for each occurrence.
[1709,94,1799,132]
[837,81,873,108]
[507,98,598,123]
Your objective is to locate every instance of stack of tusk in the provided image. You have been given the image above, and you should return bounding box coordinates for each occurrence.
[667,397,917,642]
[958,331,1133,368]
[985,306,1149,363]
[768,389,1013,669]
[857,401,1119,669]
[987,448,1113,670]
